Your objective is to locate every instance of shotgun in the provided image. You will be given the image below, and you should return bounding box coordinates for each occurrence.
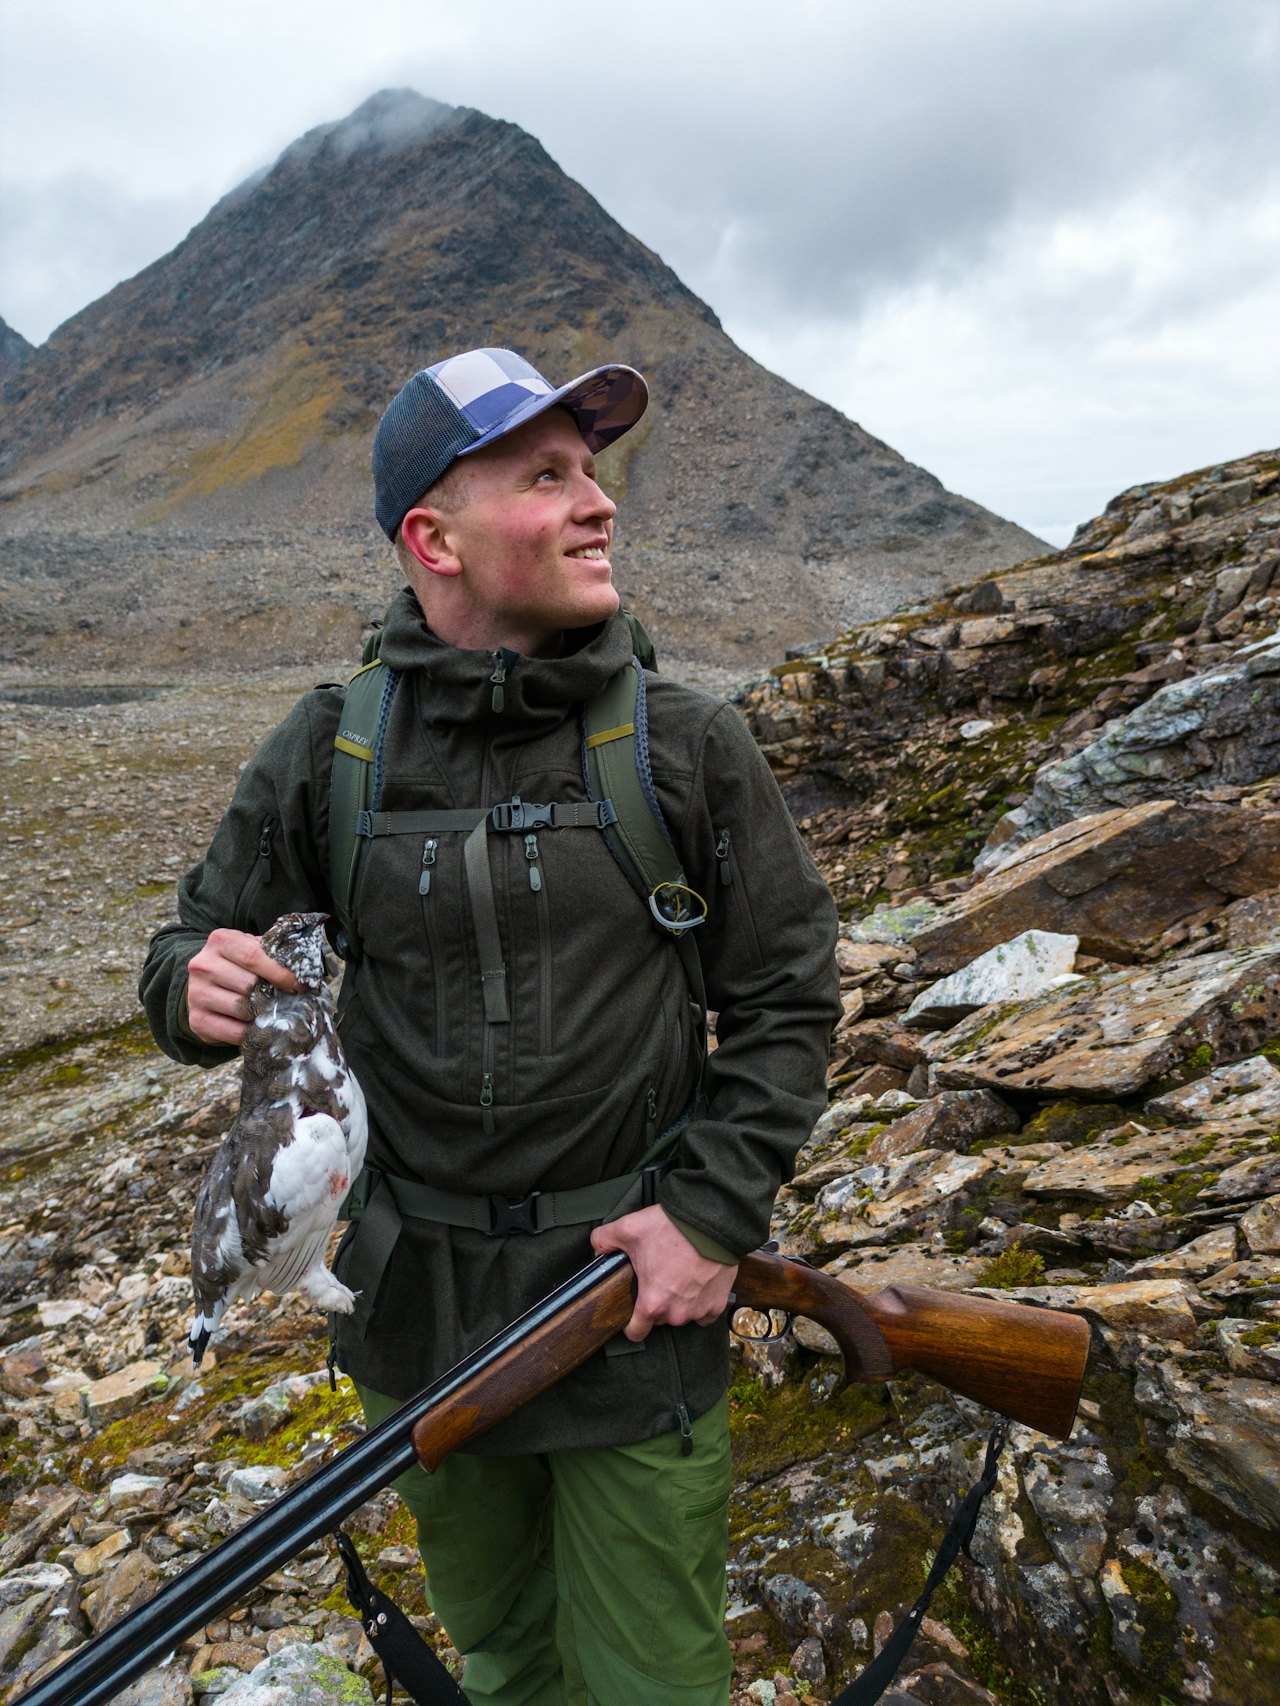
[13,1248,1089,1706]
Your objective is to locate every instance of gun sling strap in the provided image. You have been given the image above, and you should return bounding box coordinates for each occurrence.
[335,1422,1009,1706]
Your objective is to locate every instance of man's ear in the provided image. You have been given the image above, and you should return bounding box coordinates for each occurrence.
[399,507,463,579]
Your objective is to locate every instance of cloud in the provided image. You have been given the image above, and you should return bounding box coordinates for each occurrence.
[0,175,210,345]
[0,0,1275,538]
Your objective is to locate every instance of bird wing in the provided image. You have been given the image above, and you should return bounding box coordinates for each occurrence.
[252,1110,352,1292]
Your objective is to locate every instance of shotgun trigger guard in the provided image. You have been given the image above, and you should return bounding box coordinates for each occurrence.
[729,1306,793,1345]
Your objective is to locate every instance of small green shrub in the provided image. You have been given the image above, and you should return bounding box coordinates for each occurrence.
[976,1244,1046,1288]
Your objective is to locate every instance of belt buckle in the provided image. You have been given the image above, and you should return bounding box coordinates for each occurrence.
[488,1190,543,1235]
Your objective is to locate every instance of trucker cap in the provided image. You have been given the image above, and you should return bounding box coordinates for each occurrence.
[372,347,648,539]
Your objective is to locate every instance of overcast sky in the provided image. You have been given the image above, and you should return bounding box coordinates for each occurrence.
[2,0,1276,545]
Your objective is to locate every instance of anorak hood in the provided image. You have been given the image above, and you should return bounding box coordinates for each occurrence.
[376,587,637,729]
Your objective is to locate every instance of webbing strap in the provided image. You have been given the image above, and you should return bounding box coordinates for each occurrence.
[359,809,487,837]
[335,1530,469,1705]
[830,1423,1008,1706]
[345,1163,651,1236]
[354,798,616,1027]
[585,720,635,748]
[463,816,509,1024]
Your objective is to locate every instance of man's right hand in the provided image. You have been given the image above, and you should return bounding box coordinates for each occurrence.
[185,928,298,1046]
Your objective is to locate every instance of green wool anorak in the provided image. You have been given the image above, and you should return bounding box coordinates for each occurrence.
[141,591,840,1453]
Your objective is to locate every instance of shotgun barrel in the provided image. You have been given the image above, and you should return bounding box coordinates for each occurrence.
[13,1248,1088,1706]
[11,1252,634,1706]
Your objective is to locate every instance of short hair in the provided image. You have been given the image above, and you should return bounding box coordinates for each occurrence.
[393,459,471,574]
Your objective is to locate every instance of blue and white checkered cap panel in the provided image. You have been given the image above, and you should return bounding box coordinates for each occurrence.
[427,349,554,435]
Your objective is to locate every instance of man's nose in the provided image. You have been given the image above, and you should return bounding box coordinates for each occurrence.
[576,475,616,521]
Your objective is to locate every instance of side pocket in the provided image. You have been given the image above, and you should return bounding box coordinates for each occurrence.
[233,815,276,931]
[684,1488,732,1522]
[714,827,764,971]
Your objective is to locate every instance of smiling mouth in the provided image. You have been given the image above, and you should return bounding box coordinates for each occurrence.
[566,546,609,560]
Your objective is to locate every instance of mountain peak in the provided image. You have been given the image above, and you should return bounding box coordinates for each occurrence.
[280,88,460,169]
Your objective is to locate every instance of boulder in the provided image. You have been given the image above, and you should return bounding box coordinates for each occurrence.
[977,1278,1200,1348]
[977,627,1280,869]
[1222,887,1280,949]
[1198,1256,1280,1300]
[231,1372,330,1443]
[1198,1151,1280,1202]
[1127,1224,1238,1278]
[1214,1319,1280,1380]
[0,1562,86,1691]
[1240,1195,1280,1253]
[115,1667,196,1705]
[1023,1122,1279,1210]
[759,1571,831,1645]
[1144,1054,1280,1123]
[214,1643,376,1703]
[1022,1439,1116,1586]
[833,1245,987,1293]
[904,931,1080,1027]
[846,900,941,944]
[865,1092,1019,1164]
[1136,1360,1280,1531]
[927,945,1280,1099]
[226,1465,290,1503]
[84,1547,164,1631]
[81,1360,170,1428]
[916,801,1280,974]
[861,1152,997,1226]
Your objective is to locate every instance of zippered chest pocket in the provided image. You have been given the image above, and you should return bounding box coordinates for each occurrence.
[417,836,447,1056]
[233,815,276,931]
[715,827,764,971]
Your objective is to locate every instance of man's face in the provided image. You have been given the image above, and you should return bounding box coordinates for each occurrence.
[415,408,620,652]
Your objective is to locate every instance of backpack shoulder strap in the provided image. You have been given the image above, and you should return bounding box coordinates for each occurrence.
[583,658,706,938]
[329,648,395,960]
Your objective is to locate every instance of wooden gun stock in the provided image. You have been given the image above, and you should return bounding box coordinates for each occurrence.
[411,1248,1090,1469]
[16,1249,1089,1706]
[732,1251,1090,1441]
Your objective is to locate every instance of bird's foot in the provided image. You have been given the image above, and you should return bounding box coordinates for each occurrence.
[298,1266,356,1313]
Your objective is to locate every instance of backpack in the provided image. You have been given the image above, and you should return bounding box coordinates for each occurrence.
[326,612,708,969]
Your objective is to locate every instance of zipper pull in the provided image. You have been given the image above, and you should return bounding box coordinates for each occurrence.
[524,833,542,892]
[259,817,276,886]
[480,1071,495,1136]
[645,1085,657,1142]
[676,1403,694,1456]
[715,828,732,887]
[490,652,507,714]
[419,836,438,896]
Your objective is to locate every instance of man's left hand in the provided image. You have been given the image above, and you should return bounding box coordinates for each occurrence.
[591,1206,737,1343]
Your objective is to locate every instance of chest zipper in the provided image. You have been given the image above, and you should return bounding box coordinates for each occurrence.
[418,838,445,1056]
[477,743,498,1132]
[525,833,553,1054]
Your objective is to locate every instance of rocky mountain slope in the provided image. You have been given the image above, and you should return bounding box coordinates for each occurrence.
[0,89,1042,688]
[1,448,1278,1706]
[0,320,31,378]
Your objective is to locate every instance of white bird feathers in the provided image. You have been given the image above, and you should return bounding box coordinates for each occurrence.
[187,912,368,1366]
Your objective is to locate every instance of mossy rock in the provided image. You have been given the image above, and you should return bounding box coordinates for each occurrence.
[1017,1101,1134,1149]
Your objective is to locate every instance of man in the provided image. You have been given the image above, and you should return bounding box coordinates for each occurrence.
[141,347,840,1705]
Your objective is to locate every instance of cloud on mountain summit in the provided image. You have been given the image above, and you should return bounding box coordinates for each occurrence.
[1,0,1276,541]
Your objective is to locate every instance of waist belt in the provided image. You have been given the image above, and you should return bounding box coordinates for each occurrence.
[334,1157,673,1341]
[342,1162,657,1237]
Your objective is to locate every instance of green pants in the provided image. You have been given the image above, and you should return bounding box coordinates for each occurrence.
[358,1386,734,1706]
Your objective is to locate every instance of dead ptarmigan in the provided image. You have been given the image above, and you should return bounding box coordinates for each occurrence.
[187,911,367,1366]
